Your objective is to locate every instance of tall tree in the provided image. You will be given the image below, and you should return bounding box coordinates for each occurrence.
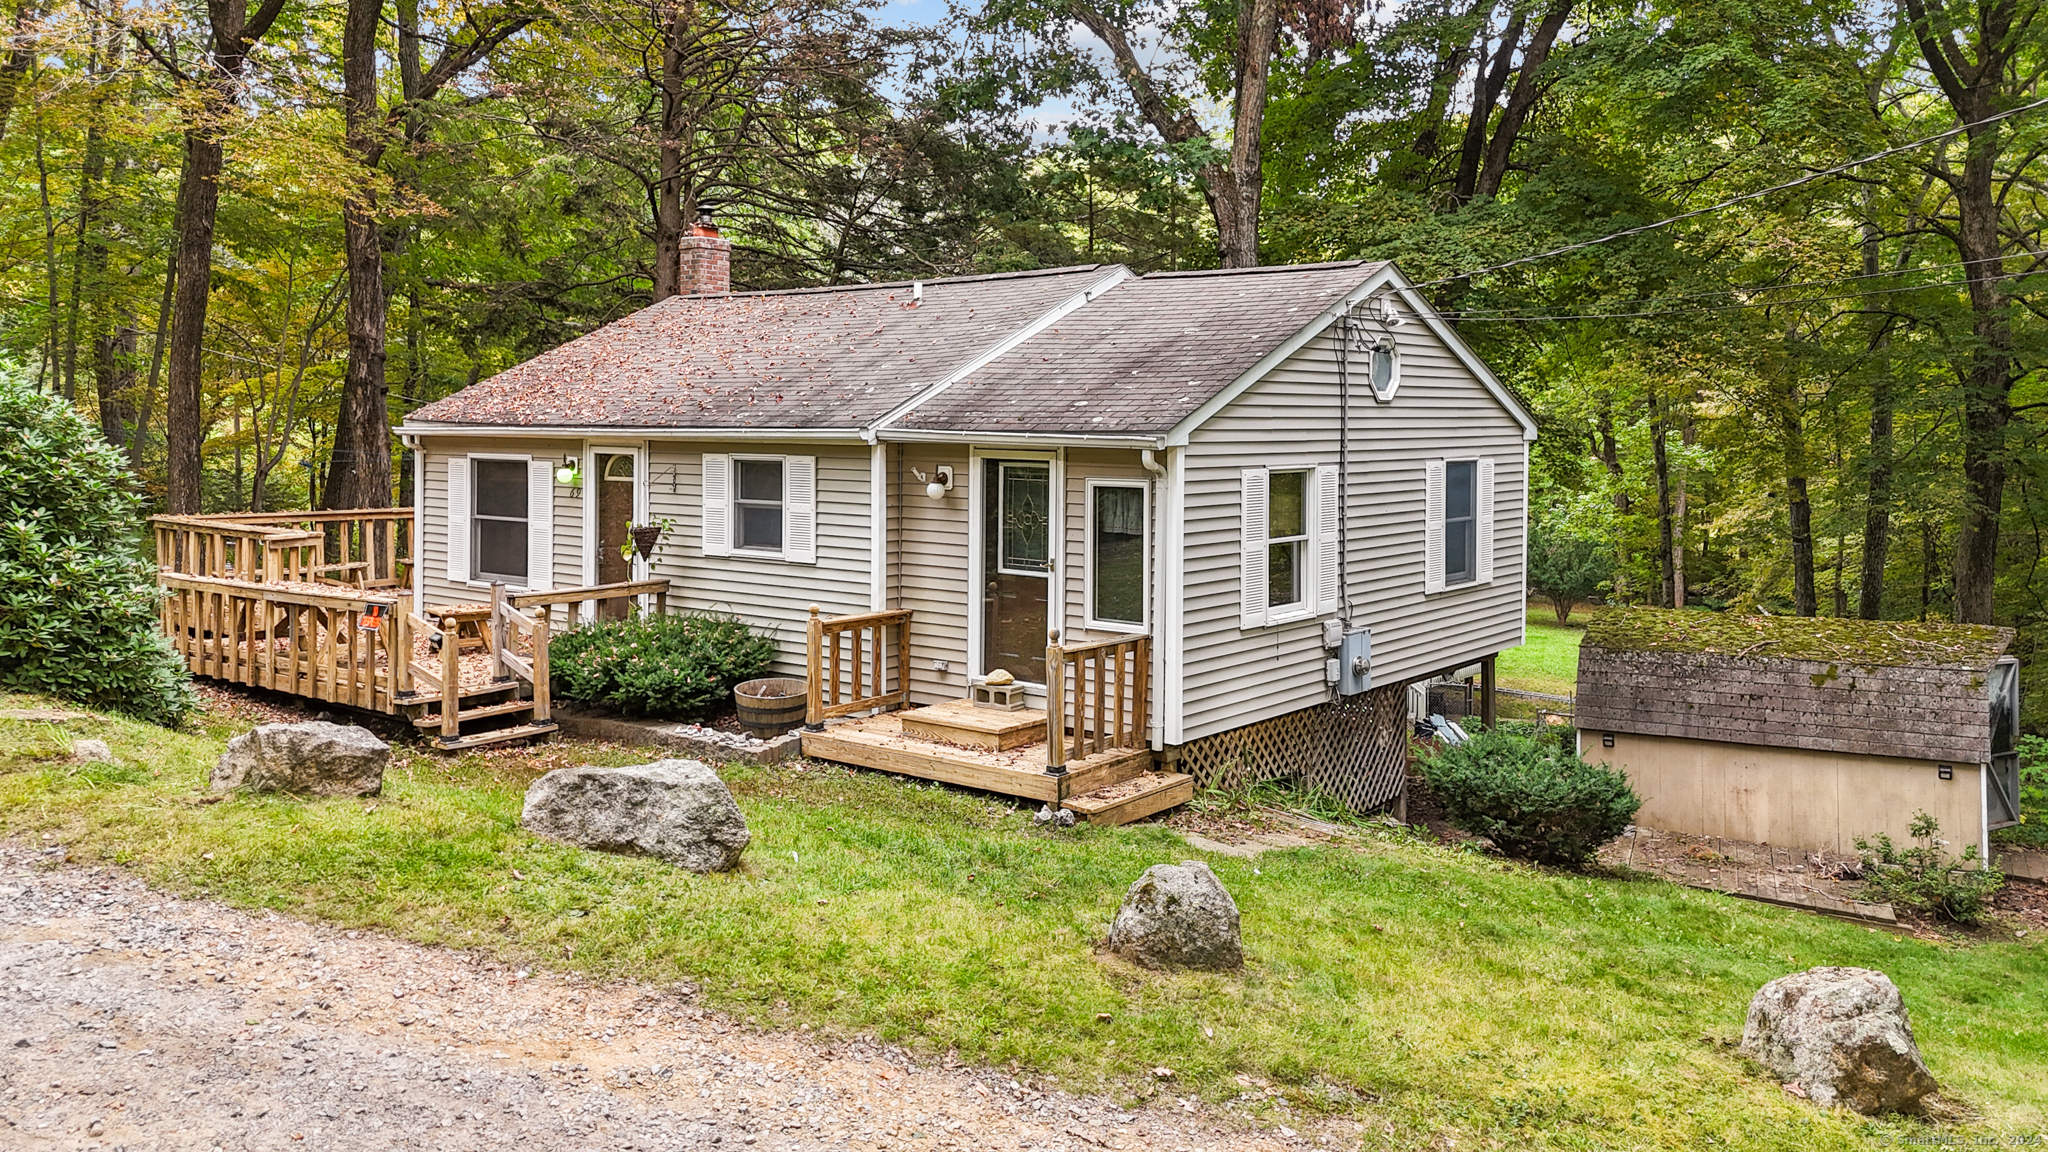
[1897,0,2045,622]
[323,0,533,510]
[134,0,295,513]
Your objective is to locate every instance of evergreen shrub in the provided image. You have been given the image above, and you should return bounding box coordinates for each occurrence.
[1414,725,1640,868]
[548,612,777,720]
[0,373,196,726]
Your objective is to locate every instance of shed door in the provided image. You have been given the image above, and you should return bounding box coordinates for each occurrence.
[1988,657,2021,828]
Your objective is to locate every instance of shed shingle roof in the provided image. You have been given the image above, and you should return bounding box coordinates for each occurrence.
[893,261,1386,436]
[406,265,1115,430]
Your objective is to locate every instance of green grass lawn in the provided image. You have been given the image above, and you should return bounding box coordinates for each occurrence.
[1496,606,1589,697]
[3,691,2045,1150]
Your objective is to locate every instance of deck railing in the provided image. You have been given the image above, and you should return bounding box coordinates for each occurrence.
[805,606,912,727]
[153,508,413,588]
[160,573,411,712]
[1045,630,1150,773]
[513,579,670,634]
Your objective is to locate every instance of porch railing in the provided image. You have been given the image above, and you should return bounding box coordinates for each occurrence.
[805,606,912,727]
[1045,630,1150,773]
[159,572,409,712]
[153,508,413,588]
[513,579,670,634]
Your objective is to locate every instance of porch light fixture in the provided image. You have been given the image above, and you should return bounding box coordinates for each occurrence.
[555,455,582,487]
[913,465,954,500]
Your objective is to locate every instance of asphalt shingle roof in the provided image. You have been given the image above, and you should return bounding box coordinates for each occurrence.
[406,265,1115,430]
[895,261,1385,436]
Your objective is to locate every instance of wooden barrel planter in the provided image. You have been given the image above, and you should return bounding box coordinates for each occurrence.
[734,677,808,736]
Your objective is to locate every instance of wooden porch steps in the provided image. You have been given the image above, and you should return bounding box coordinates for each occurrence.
[434,721,560,751]
[800,704,1189,824]
[897,699,1046,751]
[411,698,540,729]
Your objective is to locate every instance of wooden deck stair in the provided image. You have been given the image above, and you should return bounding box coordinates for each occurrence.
[800,700,1193,824]
[402,687,559,750]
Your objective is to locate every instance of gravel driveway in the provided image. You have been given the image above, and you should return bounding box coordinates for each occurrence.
[0,848,1317,1151]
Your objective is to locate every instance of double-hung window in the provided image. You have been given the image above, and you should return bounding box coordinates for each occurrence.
[445,453,552,591]
[701,453,817,563]
[1266,469,1310,611]
[472,458,530,583]
[734,457,785,552]
[1425,457,1494,592]
[1240,464,1339,628]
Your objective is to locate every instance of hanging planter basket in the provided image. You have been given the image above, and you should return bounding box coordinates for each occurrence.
[629,524,664,560]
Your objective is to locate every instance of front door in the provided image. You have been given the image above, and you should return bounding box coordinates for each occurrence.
[980,459,1052,684]
[595,452,636,619]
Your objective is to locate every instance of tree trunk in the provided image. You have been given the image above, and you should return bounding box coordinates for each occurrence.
[1857,229,1896,620]
[1452,8,1522,205]
[1673,417,1690,609]
[1780,386,1817,617]
[324,0,394,511]
[1473,0,1572,200]
[0,0,36,145]
[1650,408,1675,608]
[650,5,692,301]
[164,123,223,513]
[95,321,138,450]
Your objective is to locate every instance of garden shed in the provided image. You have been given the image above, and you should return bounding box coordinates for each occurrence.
[1574,609,2022,860]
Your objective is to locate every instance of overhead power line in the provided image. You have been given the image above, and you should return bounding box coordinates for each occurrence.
[1448,275,1990,322]
[1414,95,2048,291]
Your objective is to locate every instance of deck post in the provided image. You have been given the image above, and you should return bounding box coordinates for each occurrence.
[489,582,508,682]
[1045,629,1067,776]
[441,615,461,741]
[805,605,825,730]
[531,609,552,722]
[894,614,909,713]
[1480,653,1498,729]
[394,593,414,699]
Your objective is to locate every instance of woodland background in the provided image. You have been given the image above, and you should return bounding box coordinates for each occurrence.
[2,0,2044,676]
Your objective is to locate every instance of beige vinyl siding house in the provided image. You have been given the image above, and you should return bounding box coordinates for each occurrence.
[398,258,1537,804]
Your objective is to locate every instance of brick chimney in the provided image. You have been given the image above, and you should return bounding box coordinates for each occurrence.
[678,214,732,296]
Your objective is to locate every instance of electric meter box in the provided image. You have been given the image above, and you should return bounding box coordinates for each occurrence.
[1337,628,1372,696]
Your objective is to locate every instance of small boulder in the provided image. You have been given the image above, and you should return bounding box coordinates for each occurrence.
[211,722,388,797]
[521,759,749,873]
[69,739,113,764]
[1106,861,1243,970]
[1740,966,1939,1115]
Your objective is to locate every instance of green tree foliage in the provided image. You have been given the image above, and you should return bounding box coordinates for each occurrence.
[1855,810,2004,925]
[548,613,777,720]
[1527,518,1612,621]
[0,369,195,725]
[1414,726,1640,869]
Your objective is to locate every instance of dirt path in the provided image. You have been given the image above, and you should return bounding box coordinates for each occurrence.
[0,848,1313,1152]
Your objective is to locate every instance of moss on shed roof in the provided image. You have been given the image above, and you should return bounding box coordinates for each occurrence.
[1581,607,2012,669]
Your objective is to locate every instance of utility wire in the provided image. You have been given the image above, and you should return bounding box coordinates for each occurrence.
[1450,276,1985,322]
[1446,253,2041,319]
[1413,95,2048,291]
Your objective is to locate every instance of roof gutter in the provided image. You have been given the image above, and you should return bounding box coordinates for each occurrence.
[874,428,1164,450]
[396,422,869,441]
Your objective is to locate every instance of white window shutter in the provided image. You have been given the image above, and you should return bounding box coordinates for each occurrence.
[1423,460,1446,594]
[702,453,731,557]
[1315,464,1341,614]
[526,458,553,591]
[446,455,470,583]
[1476,457,1496,584]
[784,455,817,564]
[1239,468,1269,628]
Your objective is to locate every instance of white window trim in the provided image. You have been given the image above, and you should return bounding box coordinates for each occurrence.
[1264,466,1317,625]
[1367,334,1400,402]
[730,453,789,558]
[465,452,536,590]
[1426,455,1496,594]
[1083,478,1150,633]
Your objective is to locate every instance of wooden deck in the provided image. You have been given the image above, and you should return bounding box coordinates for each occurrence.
[800,702,1190,820]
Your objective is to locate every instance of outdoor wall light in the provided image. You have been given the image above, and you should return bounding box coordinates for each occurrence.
[913,465,955,500]
[555,456,582,487]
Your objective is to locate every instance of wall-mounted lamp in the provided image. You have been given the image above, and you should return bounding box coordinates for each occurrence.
[912,465,955,500]
[554,455,582,487]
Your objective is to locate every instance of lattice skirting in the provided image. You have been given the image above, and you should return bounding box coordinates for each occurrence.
[1170,681,1412,813]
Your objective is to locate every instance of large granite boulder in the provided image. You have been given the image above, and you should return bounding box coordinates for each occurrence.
[1740,966,1939,1114]
[211,721,388,797]
[1105,861,1243,970]
[521,759,749,873]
